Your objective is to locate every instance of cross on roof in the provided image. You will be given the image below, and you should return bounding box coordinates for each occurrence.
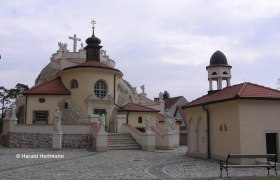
[69,34,81,52]
[91,19,96,28]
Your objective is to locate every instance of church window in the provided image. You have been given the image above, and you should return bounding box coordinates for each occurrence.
[223,71,228,75]
[71,79,78,89]
[212,72,217,75]
[94,80,107,99]
[33,111,48,124]
[64,102,68,109]
[138,116,143,124]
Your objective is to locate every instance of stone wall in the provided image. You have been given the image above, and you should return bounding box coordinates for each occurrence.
[7,132,52,148]
[62,134,94,148]
[2,132,95,149]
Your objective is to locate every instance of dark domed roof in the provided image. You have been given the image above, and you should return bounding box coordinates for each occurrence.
[210,50,228,65]
[85,27,101,45]
[86,35,101,45]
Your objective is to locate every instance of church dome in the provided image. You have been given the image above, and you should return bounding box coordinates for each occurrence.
[209,50,228,65]
[86,34,101,45]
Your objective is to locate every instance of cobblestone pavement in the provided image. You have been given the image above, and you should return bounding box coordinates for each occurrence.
[0,145,279,179]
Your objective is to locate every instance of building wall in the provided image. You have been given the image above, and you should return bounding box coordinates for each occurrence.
[59,68,122,114]
[186,106,207,157]
[185,100,241,160]
[239,100,280,159]
[3,124,94,149]
[128,112,157,128]
[25,95,69,124]
[58,68,122,129]
[209,101,241,160]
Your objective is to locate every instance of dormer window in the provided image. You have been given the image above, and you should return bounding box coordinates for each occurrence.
[71,79,78,89]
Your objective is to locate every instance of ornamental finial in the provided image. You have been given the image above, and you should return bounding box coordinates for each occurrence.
[91,19,96,28]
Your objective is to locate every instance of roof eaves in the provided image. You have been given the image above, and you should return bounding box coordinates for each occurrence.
[63,65,123,74]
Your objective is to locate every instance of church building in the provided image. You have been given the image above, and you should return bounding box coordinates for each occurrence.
[20,21,160,132]
[182,51,280,162]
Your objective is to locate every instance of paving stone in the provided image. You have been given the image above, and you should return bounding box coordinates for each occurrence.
[0,145,278,179]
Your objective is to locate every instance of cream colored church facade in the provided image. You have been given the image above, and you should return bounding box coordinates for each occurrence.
[22,25,153,131]
[182,51,280,162]
[2,22,180,151]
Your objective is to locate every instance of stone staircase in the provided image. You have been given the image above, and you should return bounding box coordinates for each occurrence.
[108,133,142,150]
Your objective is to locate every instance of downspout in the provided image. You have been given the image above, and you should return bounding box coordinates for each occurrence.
[126,111,129,124]
[24,95,28,124]
[113,74,116,102]
[203,104,211,159]
[113,102,129,124]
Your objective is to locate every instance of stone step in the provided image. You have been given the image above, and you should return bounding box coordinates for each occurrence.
[108,145,141,150]
[108,139,134,142]
[107,133,141,150]
[108,143,140,147]
[108,142,139,146]
[108,133,130,136]
[108,135,132,137]
[108,140,137,143]
[108,136,135,140]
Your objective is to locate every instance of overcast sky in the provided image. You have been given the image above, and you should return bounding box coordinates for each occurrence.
[1,0,280,101]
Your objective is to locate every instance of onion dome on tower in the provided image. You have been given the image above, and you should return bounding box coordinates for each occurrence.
[209,50,230,66]
[84,20,103,61]
[206,50,232,91]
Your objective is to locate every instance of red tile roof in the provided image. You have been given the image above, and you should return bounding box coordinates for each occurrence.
[23,78,71,95]
[120,103,160,112]
[183,82,280,108]
[76,60,109,68]
[62,60,122,74]
[174,105,187,121]
[157,113,165,122]
[165,96,183,109]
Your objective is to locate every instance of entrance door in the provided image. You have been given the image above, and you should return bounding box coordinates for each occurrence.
[266,133,278,161]
[94,109,106,116]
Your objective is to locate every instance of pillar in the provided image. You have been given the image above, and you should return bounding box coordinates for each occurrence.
[226,78,231,87]
[142,132,155,151]
[52,131,62,150]
[95,131,108,152]
[209,79,213,91]
[218,77,222,90]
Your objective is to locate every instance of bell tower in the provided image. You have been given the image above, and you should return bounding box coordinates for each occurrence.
[84,19,103,61]
[206,50,232,91]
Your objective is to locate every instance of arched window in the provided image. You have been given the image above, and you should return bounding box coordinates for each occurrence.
[64,102,69,109]
[94,80,107,99]
[212,72,217,75]
[71,79,78,89]
[223,71,228,75]
[138,116,143,124]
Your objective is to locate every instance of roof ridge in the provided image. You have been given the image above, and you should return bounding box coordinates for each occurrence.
[126,102,159,111]
[237,82,248,96]
[27,77,60,91]
[183,93,209,107]
[247,82,280,93]
[167,96,182,99]
[183,82,246,108]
